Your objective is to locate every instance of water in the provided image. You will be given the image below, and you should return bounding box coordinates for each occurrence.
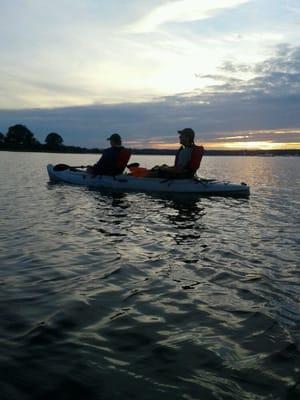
[0,151,299,400]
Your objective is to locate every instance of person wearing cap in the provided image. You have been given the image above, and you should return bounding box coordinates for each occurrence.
[150,128,204,178]
[87,133,131,175]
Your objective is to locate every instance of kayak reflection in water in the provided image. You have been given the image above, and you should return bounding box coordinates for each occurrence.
[149,128,204,179]
[87,133,131,176]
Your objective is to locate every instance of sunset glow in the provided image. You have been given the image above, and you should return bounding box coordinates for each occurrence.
[131,128,300,150]
[149,141,300,150]
[219,141,300,150]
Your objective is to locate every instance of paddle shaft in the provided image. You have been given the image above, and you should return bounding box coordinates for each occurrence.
[53,164,89,171]
[53,162,140,172]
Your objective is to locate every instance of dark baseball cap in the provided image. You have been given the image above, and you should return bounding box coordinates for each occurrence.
[107,133,121,142]
[178,128,195,138]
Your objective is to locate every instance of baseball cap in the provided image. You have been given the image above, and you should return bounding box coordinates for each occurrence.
[178,128,195,139]
[107,133,121,142]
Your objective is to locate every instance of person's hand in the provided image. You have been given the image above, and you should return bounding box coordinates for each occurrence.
[159,164,169,171]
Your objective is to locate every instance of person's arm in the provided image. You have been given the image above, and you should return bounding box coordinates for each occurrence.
[94,149,110,169]
[165,147,192,175]
[87,149,109,174]
[161,165,186,175]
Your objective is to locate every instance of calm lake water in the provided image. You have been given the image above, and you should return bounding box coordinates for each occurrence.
[0,151,299,400]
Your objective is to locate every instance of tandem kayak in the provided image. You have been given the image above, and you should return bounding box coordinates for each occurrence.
[47,164,250,196]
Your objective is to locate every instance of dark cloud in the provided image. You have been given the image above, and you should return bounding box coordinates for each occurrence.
[1,44,300,147]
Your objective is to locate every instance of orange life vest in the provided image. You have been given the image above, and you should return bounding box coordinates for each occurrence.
[115,148,131,174]
[187,145,204,172]
[128,166,150,177]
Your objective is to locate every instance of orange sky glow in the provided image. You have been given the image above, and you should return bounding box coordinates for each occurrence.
[127,129,300,150]
[215,141,300,150]
[138,141,300,150]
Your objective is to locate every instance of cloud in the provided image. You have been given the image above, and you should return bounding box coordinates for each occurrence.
[1,1,297,110]
[197,44,300,96]
[0,44,300,149]
[213,129,300,144]
[127,0,249,33]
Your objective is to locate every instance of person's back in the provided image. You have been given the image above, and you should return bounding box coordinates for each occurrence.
[89,133,131,176]
[93,146,123,175]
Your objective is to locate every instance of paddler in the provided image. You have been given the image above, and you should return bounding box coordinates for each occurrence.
[87,133,131,176]
[150,128,204,178]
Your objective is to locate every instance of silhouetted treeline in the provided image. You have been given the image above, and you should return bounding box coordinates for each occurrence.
[0,124,299,156]
[0,124,102,153]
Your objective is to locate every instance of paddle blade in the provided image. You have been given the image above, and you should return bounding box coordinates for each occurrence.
[53,164,71,171]
[127,162,140,169]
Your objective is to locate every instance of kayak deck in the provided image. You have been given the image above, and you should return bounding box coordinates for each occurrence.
[47,164,250,196]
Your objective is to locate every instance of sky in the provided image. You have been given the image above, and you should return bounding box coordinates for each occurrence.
[0,0,300,149]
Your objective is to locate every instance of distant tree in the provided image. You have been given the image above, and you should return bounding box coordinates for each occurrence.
[5,124,37,147]
[0,132,5,149]
[45,132,64,149]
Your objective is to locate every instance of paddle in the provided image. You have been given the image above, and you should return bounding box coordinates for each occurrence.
[53,164,89,171]
[53,162,140,172]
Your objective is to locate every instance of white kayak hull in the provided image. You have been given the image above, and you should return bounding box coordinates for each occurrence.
[47,164,250,196]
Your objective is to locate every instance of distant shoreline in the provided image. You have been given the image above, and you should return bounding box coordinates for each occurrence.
[1,148,300,156]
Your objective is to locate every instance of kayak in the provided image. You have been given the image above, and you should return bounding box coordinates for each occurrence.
[47,164,250,196]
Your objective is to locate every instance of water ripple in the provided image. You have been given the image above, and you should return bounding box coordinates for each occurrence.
[0,153,299,400]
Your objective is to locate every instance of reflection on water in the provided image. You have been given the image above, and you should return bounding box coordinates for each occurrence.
[0,152,299,400]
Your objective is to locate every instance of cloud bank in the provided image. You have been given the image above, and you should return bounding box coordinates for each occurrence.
[127,0,249,33]
[1,44,300,149]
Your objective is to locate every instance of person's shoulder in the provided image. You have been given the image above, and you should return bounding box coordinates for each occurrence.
[105,146,118,153]
[114,146,124,153]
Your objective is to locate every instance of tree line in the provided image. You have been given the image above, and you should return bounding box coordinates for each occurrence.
[0,124,100,153]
